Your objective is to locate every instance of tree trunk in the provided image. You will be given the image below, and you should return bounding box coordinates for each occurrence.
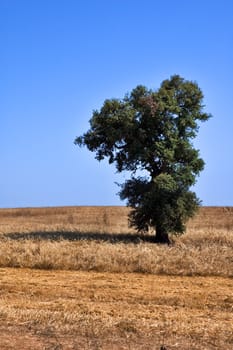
[154,225,171,244]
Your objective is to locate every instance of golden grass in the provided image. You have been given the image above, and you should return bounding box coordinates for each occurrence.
[0,229,232,277]
[0,206,134,235]
[1,205,233,234]
[0,206,232,277]
[0,206,232,348]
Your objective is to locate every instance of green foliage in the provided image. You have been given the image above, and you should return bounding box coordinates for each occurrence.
[75,75,211,242]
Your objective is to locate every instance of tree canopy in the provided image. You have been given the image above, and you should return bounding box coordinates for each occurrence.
[75,75,211,243]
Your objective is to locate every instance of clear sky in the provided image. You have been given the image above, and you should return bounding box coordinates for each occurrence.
[1,0,233,208]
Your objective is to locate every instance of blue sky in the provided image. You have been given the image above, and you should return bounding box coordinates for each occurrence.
[1,0,233,208]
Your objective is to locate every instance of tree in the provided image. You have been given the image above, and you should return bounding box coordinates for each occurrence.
[75,75,211,243]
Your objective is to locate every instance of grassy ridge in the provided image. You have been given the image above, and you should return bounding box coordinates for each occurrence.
[1,205,233,233]
[0,206,133,235]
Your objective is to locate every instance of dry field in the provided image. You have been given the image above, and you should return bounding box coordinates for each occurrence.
[0,206,232,349]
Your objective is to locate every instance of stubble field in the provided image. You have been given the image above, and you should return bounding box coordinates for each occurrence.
[0,206,232,349]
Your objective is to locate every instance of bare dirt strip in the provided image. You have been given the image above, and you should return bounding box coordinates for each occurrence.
[0,268,232,349]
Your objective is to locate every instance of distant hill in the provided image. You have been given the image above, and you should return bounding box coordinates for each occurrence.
[0,206,233,234]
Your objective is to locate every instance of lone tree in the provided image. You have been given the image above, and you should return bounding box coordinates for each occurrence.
[75,75,211,243]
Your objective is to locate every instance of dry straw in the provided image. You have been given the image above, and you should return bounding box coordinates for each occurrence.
[0,207,232,349]
[0,206,232,276]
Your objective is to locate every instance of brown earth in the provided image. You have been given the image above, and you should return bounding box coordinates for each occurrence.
[0,268,232,349]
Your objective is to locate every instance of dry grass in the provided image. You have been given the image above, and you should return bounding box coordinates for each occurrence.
[0,268,232,349]
[0,229,232,277]
[0,206,232,349]
[1,205,233,234]
[0,206,232,277]
[0,206,134,235]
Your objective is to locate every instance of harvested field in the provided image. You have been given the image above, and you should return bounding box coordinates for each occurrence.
[0,206,232,277]
[0,206,232,349]
[0,206,133,235]
[0,269,232,349]
[1,206,233,234]
[0,232,232,277]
